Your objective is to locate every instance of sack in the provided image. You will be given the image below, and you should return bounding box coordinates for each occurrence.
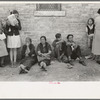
[0,33,6,40]
[7,14,18,26]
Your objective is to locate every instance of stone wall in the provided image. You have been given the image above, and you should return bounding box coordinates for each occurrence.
[0,3,100,55]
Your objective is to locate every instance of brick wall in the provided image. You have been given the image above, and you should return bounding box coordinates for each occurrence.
[0,3,100,55]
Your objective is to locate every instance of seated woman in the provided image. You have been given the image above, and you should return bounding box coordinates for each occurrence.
[37,36,52,71]
[64,34,86,66]
[19,37,37,74]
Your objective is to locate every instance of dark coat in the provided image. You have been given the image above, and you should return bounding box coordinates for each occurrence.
[37,42,52,54]
[87,24,95,35]
[5,19,21,36]
[21,44,37,60]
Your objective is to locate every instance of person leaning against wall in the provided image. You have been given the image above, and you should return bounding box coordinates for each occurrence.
[37,36,52,71]
[5,10,22,67]
[85,18,95,59]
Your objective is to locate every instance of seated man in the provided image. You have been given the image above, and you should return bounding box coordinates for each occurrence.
[52,33,65,62]
[64,34,86,66]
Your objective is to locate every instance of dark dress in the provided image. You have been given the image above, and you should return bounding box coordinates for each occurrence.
[20,44,37,71]
[86,24,95,35]
[86,24,95,49]
[37,42,52,66]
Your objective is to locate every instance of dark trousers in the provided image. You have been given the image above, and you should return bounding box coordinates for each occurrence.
[53,44,62,59]
[66,45,82,60]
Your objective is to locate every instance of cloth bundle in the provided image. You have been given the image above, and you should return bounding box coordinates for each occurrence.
[0,33,6,40]
[7,14,18,26]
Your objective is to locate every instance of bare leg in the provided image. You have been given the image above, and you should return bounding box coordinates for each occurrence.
[10,48,14,65]
[1,57,4,65]
[40,62,47,71]
[43,62,46,69]
[14,48,17,63]
[40,62,44,68]
[19,64,28,74]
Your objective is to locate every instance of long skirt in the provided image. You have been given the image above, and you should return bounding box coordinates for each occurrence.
[20,56,37,70]
[37,56,51,66]
[0,40,8,57]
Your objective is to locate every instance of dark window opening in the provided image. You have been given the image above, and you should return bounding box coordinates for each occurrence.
[36,4,61,11]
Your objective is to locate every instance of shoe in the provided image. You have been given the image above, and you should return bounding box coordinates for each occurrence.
[19,69,24,74]
[69,60,74,66]
[19,69,28,74]
[24,69,29,73]
[57,58,62,62]
[79,60,86,66]
[67,64,73,69]
[41,66,47,71]
[96,60,100,64]
[23,70,28,74]
[0,64,5,67]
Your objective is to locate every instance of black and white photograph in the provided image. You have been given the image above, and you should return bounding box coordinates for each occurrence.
[0,1,100,81]
[0,1,100,99]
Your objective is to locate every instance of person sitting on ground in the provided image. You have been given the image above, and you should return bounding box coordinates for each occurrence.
[52,33,65,62]
[37,36,52,71]
[64,34,86,66]
[19,37,37,74]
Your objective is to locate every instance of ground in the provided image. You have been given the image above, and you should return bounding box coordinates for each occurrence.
[0,59,100,81]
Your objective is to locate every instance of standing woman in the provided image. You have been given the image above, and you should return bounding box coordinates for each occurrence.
[92,9,100,63]
[6,10,21,67]
[0,20,8,67]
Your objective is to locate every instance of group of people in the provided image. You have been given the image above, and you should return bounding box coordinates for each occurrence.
[0,8,100,74]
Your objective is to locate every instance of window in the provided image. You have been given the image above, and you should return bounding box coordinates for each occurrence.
[36,4,61,11]
[34,3,65,17]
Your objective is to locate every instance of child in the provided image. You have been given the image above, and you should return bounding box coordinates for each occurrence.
[19,37,37,74]
[86,18,95,59]
[0,21,8,67]
[64,34,86,66]
[37,36,52,71]
[52,33,65,62]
